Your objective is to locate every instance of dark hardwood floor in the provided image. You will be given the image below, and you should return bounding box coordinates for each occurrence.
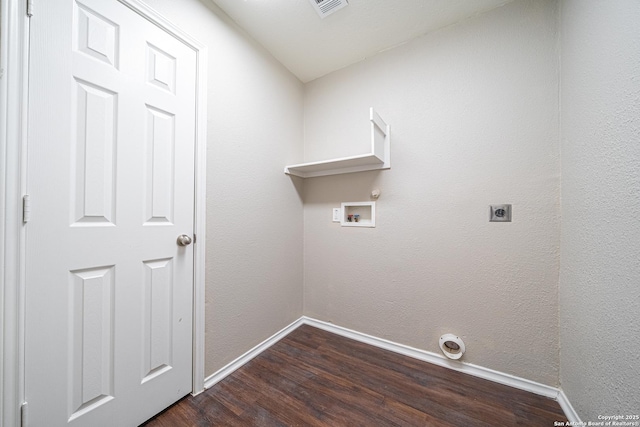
[142,325,567,426]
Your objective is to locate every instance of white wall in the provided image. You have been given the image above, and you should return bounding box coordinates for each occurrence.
[302,0,561,385]
[110,1,640,414]
[559,0,640,419]
[143,0,305,376]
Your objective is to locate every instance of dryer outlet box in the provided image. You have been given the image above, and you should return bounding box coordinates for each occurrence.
[490,204,512,222]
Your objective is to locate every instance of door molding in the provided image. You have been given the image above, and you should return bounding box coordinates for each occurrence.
[1,1,30,426]
[1,1,207,424]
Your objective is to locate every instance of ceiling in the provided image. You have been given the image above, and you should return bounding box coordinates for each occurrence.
[209,0,513,83]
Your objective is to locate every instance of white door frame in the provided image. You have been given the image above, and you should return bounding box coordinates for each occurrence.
[1,1,30,426]
[0,1,208,425]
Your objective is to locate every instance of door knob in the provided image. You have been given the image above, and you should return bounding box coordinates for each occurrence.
[177,234,192,246]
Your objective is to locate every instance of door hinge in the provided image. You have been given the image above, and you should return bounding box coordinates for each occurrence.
[26,0,33,17]
[22,195,31,223]
[20,401,28,427]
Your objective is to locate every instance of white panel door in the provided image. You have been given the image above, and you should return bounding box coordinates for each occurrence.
[24,1,197,425]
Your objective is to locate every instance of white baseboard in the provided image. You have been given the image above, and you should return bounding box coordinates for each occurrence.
[202,316,575,420]
[203,317,305,390]
[300,316,560,400]
[557,389,581,423]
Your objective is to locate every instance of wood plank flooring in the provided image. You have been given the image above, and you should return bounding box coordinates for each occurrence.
[142,325,567,426]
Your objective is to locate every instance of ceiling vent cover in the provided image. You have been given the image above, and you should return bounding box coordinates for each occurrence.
[309,0,348,19]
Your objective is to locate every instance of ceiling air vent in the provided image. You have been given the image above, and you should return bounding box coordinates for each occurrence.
[308,0,348,19]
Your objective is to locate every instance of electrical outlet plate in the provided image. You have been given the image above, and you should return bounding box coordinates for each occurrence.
[332,208,341,222]
[490,204,512,222]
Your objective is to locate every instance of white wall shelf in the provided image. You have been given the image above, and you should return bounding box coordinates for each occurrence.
[284,108,390,178]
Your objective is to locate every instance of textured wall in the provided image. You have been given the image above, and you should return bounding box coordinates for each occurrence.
[143,0,305,376]
[559,0,640,419]
[303,0,561,385]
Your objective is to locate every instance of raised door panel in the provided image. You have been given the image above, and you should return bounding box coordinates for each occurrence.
[73,2,119,68]
[71,79,118,226]
[146,43,176,94]
[142,258,174,383]
[68,266,116,421]
[144,106,175,225]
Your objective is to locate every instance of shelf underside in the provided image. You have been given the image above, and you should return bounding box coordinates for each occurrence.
[285,153,386,178]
